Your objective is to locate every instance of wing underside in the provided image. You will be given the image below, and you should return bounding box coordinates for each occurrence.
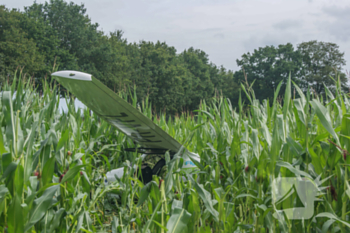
[52,70,182,152]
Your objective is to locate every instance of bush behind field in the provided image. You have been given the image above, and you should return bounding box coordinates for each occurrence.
[0,73,349,232]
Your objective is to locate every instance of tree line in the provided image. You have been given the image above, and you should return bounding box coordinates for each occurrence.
[0,0,348,114]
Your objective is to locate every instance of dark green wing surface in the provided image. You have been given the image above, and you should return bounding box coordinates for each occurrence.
[52,70,182,152]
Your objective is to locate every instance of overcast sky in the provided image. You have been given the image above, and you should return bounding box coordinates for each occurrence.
[4,0,350,73]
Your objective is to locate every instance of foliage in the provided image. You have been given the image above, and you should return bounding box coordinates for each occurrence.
[297,40,347,93]
[0,6,45,79]
[0,71,349,232]
[236,42,348,102]
[235,43,303,102]
[24,0,101,73]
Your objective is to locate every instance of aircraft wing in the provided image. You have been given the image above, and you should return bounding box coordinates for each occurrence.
[51,70,182,152]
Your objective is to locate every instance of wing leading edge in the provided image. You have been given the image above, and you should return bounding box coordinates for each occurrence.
[52,70,182,152]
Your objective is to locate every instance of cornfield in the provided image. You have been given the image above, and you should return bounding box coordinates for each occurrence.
[0,72,349,233]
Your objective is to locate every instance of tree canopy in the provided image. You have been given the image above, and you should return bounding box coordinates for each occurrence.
[235,41,347,102]
[297,40,347,93]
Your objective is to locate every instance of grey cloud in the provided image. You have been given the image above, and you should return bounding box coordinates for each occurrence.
[243,33,299,52]
[322,5,350,20]
[320,5,350,41]
[213,33,225,39]
[85,0,125,13]
[113,24,124,31]
[245,23,258,27]
[273,19,302,30]
[308,12,322,17]
[243,36,263,53]
[200,28,223,32]
[326,22,350,42]
[261,34,298,47]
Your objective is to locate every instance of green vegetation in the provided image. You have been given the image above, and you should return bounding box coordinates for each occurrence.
[236,41,347,102]
[0,0,348,114]
[0,72,349,232]
[0,1,349,231]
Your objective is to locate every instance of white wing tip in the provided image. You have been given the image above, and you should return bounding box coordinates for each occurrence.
[51,70,92,81]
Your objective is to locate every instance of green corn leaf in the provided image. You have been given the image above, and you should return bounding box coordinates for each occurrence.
[23,121,38,183]
[8,194,24,233]
[194,110,214,121]
[42,155,56,186]
[171,200,183,215]
[48,208,66,232]
[152,220,168,232]
[0,184,9,216]
[24,185,59,232]
[60,165,86,183]
[251,128,260,159]
[293,99,306,126]
[164,152,178,195]
[112,216,119,233]
[73,153,84,161]
[235,193,257,200]
[315,212,350,229]
[137,181,159,207]
[308,147,323,175]
[282,73,291,121]
[142,201,161,233]
[1,161,17,181]
[276,161,312,179]
[0,124,7,154]
[56,129,69,152]
[10,73,17,98]
[292,81,306,106]
[197,225,211,233]
[2,91,15,151]
[311,99,340,145]
[286,136,304,156]
[14,164,24,197]
[321,219,336,233]
[271,81,283,124]
[166,208,191,233]
[240,83,252,104]
[189,176,219,222]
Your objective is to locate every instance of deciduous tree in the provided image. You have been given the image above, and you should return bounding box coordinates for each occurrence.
[297,40,347,93]
[235,43,302,101]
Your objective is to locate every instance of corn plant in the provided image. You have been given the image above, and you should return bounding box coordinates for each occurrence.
[0,72,349,233]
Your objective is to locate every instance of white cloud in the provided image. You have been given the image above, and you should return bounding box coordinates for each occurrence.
[273,19,302,31]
